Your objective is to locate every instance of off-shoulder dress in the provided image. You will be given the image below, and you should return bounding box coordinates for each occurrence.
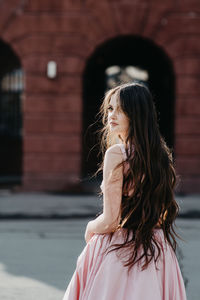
[62,143,187,300]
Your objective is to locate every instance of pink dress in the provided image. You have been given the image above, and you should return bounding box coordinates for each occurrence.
[62,144,187,300]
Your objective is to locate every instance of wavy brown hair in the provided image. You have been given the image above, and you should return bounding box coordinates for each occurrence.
[94,82,183,273]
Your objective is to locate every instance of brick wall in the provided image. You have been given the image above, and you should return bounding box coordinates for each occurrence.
[0,0,199,193]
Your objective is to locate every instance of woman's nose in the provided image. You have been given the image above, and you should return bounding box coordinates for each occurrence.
[110,110,117,119]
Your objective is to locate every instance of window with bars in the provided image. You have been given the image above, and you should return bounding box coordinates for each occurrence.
[0,68,24,138]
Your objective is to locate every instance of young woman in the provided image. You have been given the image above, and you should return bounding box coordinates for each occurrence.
[62,82,187,300]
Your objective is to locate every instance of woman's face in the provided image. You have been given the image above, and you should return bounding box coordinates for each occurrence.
[107,93,129,142]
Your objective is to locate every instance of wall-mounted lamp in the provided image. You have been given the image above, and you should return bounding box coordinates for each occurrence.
[47,61,57,79]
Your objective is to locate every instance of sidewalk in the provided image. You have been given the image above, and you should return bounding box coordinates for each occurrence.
[0,188,199,219]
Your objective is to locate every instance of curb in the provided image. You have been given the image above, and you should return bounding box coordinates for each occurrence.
[0,212,199,220]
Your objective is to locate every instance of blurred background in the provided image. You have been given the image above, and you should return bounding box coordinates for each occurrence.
[0,0,199,299]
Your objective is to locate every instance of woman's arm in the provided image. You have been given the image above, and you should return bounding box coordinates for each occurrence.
[85,144,124,242]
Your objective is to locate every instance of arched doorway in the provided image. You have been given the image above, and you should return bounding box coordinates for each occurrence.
[0,39,24,188]
[82,35,175,180]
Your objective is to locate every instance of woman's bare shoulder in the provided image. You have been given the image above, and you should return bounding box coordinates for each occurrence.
[106,144,124,155]
[105,144,124,163]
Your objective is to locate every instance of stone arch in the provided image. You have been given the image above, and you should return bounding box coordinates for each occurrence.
[0,38,24,188]
[82,35,175,178]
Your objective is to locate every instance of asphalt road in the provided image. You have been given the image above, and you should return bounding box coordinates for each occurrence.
[0,218,199,300]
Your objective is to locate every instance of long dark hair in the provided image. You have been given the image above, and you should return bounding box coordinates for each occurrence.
[95,82,183,273]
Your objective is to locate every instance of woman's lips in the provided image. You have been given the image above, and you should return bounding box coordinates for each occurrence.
[110,122,118,126]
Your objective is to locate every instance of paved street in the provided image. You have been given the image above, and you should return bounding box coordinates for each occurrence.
[0,219,87,300]
[0,218,199,300]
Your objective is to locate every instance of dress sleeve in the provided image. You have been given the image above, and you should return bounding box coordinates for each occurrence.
[102,144,124,229]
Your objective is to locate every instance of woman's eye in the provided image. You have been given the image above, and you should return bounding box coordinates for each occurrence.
[107,106,113,111]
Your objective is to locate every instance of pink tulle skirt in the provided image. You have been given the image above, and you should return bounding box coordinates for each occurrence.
[62,228,187,300]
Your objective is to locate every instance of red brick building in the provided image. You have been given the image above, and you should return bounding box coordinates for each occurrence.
[0,0,199,194]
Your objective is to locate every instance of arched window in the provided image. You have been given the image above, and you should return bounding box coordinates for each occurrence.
[82,35,175,181]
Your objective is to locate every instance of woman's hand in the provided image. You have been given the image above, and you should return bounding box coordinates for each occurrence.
[84,221,95,243]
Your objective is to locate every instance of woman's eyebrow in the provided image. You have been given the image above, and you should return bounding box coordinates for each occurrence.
[108,103,113,107]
